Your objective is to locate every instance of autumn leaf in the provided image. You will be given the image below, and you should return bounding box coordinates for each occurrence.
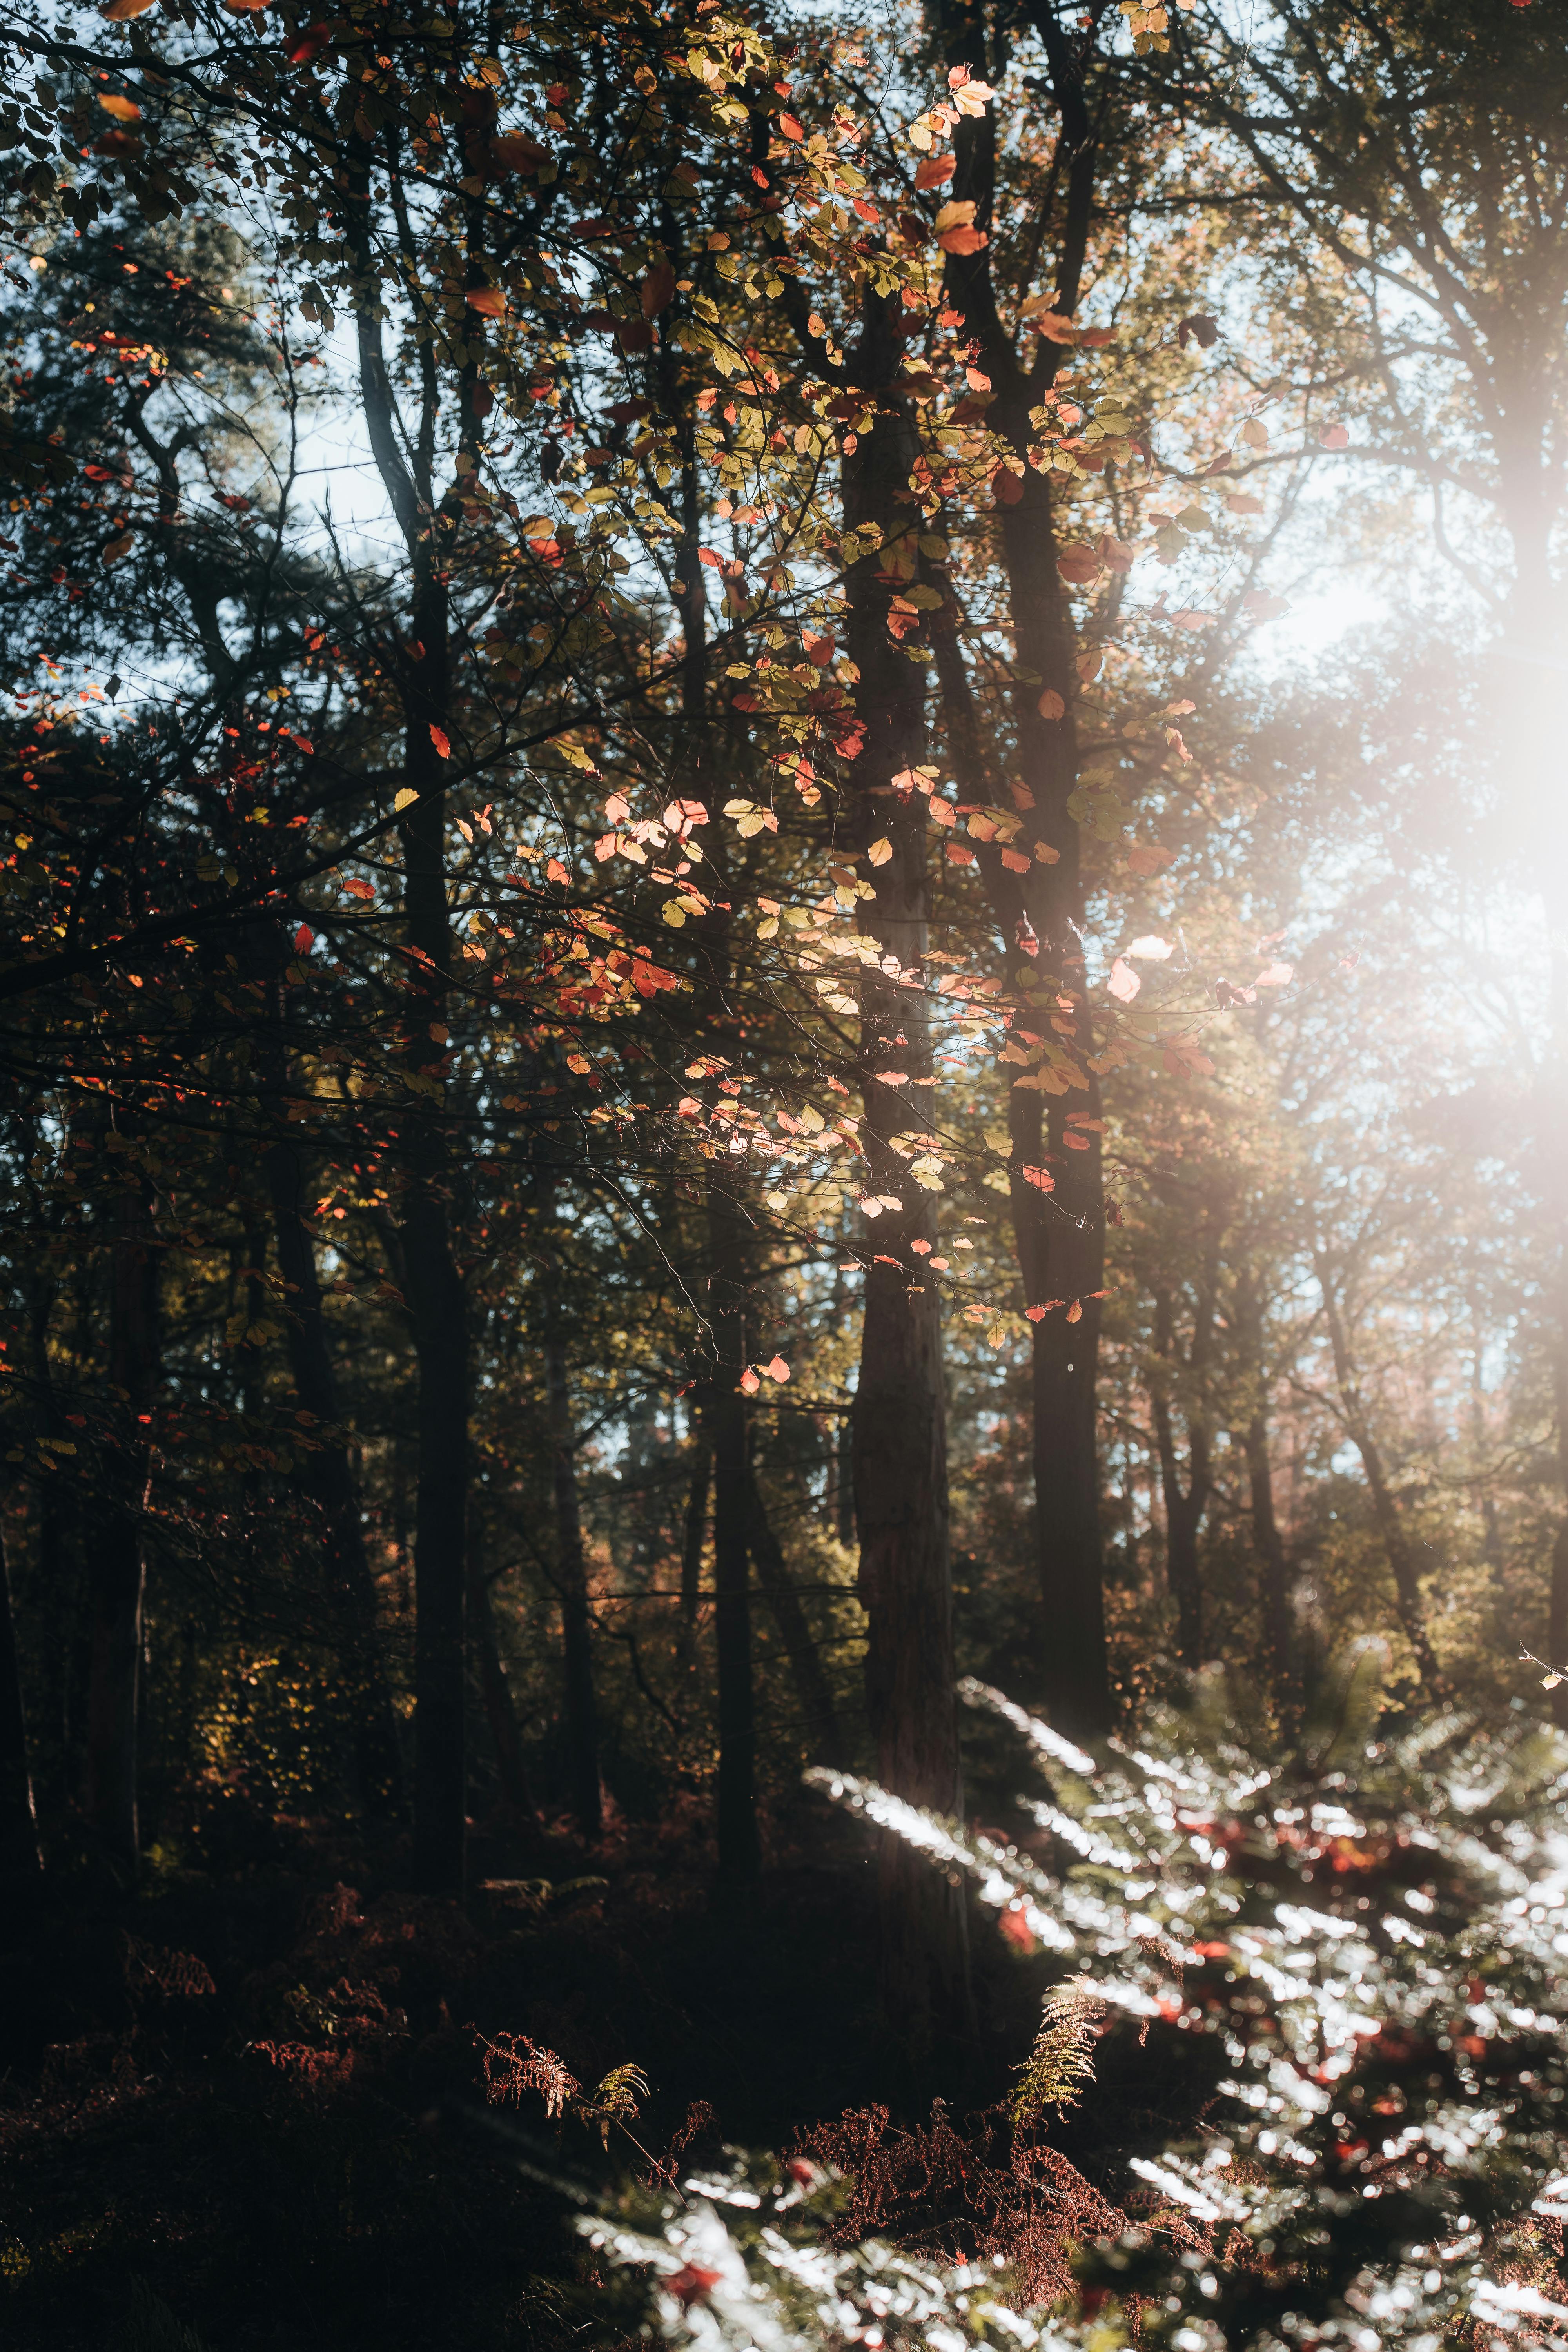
[100,0,157,16]
[395,787,419,811]
[566,1053,591,1074]
[98,93,142,121]
[739,1367,760,1395]
[766,1356,791,1383]
[465,286,507,318]
[293,925,314,953]
[1241,416,1269,448]
[641,257,675,318]
[1254,962,1294,988]
[546,858,569,885]
[933,199,977,232]
[915,155,955,189]
[1226,493,1265,516]
[102,532,134,566]
[1319,422,1349,450]
[1056,544,1101,584]
[938,224,988,255]
[1128,935,1172,960]
[1107,958,1141,1003]
[1037,688,1065,720]
[1020,1165,1055,1192]
[343,877,375,902]
[1066,1300,1083,1324]
[867,837,893,865]
[428,725,450,759]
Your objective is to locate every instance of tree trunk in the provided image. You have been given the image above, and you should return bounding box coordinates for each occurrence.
[706,1180,759,1887]
[1245,1415,1294,1707]
[260,993,403,1819]
[935,1,1111,1740]
[0,1514,42,1887]
[84,1185,160,1873]
[743,1463,850,1769]
[1317,1260,1445,1695]
[677,1426,710,1675]
[544,1323,601,1839]
[1150,1290,1210,1670]
[467,1534,537,1829]
[843,274,971,2048]
[349,154,477,1897]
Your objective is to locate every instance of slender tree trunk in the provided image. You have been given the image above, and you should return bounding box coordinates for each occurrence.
[843,274,971,2047]
[349,147,476,1896]
[467,1532,537,1829]
[1149,1291,1210,1670]
[935,2,1111,1740]
[678,1426,710,1674]
[706,1180,759,1886]
[1245,1416,1293,1705]
[544,1323,601,1838]
[1317,1260,1445,1695]
[743,1463,849,1769]
[84,1184,160,1872]
[260,987,403,1818]
[0,1514,42,1887]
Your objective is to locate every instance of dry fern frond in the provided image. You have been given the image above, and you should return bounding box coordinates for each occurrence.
[1010,1981,1101,2133]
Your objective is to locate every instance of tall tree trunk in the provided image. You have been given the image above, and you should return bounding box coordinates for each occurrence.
[1234,1271,1292,1710]
[260,984,403,1819]
[743,1463,850,1769]
[467,1532,538,1830]
[544,1322,601,1839]
[677,1425,710,1675]
[1317,1259,1445,1695]
[1149,1290,1210,1670]
[349,144,477,1896]
[843,274,971,2047]
[0,1514,42,1887]
[706,1180,759,1886]
[936,1,1111,1740]
[84,1184,160,1873]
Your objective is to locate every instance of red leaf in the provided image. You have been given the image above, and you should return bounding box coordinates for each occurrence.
[766,1355,791,1382]
[293,924,314,953]
[778,111,804,140]
[429,725,451,759]
[998,1907,1037,1951]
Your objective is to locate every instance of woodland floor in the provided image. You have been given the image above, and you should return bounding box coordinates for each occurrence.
[0,1791,1207,2352]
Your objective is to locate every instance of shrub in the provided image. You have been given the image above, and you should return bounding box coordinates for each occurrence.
[588,1645,1568,2351]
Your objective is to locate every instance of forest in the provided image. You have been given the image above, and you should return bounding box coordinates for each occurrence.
[1,0,1567,2345]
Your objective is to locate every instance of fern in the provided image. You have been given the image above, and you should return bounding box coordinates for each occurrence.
[1009,1980,1100,2132]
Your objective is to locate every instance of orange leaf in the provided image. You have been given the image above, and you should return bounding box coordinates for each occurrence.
[1000,848,1030,873]
[778,111,804,140]
[97,93,142,121]
[766,1355,791,1382]
[546,857,569,885]
[429,724,450,759]
[293,924,314,953]
[937,224,987,255]
[100,0,157,16]
[1020,1165,1055,1192]
[465,285,507,318]
[1066,1299,1083,1323]
[914,155,955,189]
[1037,688,1065,720]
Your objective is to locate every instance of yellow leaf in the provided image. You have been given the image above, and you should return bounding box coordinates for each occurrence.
[867,837,893,865]
[394,787,418,811]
